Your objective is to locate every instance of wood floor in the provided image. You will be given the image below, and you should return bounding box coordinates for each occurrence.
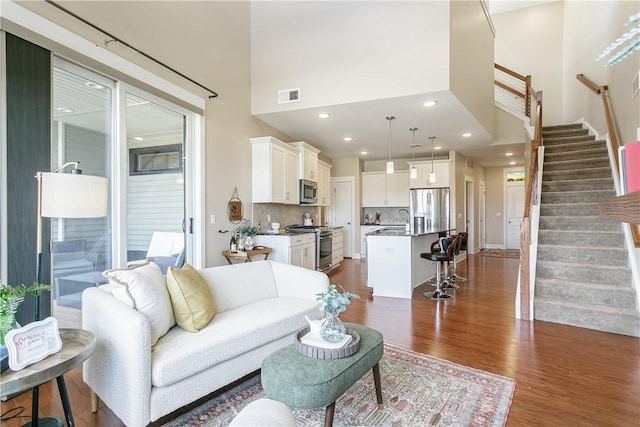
[2,254,639,426]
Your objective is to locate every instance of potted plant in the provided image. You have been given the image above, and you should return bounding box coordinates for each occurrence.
[0,281,52,346]
[316,284,360,342]
[237,219,261,250]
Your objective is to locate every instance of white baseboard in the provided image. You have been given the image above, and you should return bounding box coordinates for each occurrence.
[485,243,506,249]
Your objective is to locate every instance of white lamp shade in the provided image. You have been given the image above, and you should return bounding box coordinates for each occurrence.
[410,166,417,179]
[41,172,108,218]
[386,161,394,174]
[429,171,437,183]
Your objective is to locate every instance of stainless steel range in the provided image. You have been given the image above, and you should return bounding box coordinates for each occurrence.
[285,225,333,273]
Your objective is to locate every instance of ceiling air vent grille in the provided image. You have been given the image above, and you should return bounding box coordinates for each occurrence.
[278,88,300,104]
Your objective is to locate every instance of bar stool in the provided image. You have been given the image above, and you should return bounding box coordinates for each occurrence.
[420,236,458,300]
[447,234,467,283]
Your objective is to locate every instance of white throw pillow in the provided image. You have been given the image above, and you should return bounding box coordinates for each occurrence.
[103,261,175,345]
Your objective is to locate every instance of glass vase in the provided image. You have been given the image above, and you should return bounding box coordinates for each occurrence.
[320,312,346,343]
[244,235,255,251]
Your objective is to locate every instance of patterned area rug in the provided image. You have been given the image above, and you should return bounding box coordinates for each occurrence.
[163,344,515,427]
[479,249,520,259]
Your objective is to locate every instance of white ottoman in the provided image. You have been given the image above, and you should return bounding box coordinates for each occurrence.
[228,398,297,427]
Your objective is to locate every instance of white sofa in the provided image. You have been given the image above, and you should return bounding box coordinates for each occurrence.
[82,260,329,426]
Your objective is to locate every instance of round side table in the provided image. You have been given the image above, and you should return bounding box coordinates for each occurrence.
[1,328,96,427]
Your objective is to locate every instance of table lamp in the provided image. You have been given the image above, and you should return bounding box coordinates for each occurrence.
[31,161,107,427]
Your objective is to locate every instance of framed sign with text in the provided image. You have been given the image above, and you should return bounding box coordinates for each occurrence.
[5,317,62,371]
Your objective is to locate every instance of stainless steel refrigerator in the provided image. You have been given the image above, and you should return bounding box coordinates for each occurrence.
[409,187,450,234]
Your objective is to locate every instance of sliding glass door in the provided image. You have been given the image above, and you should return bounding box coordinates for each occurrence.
[51,58,195,327]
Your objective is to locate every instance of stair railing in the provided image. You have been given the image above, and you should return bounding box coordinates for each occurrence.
[576,74,640,247]
[494,63,541,320]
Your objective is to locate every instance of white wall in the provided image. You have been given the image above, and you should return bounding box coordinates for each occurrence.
[493,1,565,126]
[250,1,451,115]
[563,0,640,144]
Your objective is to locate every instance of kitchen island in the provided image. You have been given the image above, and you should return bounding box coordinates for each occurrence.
[365,227,454,299]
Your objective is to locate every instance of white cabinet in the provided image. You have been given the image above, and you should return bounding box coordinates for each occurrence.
[408,160,451,189]
[360,225,386,258]
[331,228,344,266]
[317,160,332,206]
[362,171,409,207]
[253,233,316,270]
[250,136,299,204]
[290,141,320,181]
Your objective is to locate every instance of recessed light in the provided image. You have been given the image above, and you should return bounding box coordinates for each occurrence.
[434,146,442,150]
[343,136,353,142]
[423,100,437,107]
[360,151,368,155]
[318,113,330,119]
[505,152,514,156]
[462,133,472,137]
[56,107,74,113]
[85,81,104,90]
[134,136,144,141]
[509,161,516,165]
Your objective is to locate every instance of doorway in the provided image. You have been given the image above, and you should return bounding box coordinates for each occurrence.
[479,180,486,250]
[332,177,355,258]
[504,168,525,250]
[464,177,475,254]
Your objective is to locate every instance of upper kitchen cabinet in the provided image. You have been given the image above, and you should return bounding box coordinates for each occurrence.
[408,160,451,189]
[362,170,409,207]
[317,160,332,206]
[250,137,299,204]
[289,141,319,181]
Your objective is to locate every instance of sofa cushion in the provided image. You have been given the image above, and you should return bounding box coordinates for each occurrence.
[166,263,216,332]
[103,261,175,345]
[198,261,279,313]
[151,296,320,387]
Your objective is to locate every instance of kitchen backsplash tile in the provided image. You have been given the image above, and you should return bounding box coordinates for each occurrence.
[362,207,410,225]
[252,204,322,231]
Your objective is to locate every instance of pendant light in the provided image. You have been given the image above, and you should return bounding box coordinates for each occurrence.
[429,136,437,184]
[409,128,419,180]
[386,116,395,174]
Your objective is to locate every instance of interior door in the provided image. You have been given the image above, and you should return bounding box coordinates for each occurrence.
[479,181,486,250]
[333,178,353,258]
[506,184,524,249]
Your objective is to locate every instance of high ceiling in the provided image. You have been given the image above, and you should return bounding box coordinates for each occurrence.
[250,1,547,169]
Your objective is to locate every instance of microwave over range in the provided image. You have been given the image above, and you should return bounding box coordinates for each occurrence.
[299,179,317,204]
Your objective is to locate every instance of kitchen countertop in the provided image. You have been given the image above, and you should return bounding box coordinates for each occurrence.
[366,227,455,237]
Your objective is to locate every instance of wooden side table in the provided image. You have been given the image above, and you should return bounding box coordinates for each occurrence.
[223,246,272,264]
[0,328,96,427]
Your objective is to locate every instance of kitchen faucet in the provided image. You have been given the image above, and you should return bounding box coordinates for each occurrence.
[394,208,410,221]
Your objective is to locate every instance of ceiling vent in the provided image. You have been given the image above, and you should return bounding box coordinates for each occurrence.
[278,88,300,104]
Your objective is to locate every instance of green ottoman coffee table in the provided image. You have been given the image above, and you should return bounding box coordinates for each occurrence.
[261,323,384,427]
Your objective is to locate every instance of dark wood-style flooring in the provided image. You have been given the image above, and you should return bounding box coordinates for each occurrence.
[2,255,639,426]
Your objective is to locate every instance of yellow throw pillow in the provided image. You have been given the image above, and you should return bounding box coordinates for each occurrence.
[166,263,216,332]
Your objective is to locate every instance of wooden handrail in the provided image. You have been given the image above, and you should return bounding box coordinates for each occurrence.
[495,63,527,81]
[577,73,639,247]
[576,73,602,94]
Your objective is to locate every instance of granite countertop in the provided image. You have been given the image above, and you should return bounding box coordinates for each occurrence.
[366,227,455,237]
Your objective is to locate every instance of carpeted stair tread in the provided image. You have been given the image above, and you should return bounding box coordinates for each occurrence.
[534,297,640,337]
[543,139,604,152]
[537,244,628,265]
[542,168,612,180]
[542,178,614,192]
[542,123,584,131]
[535,278,637,310]
[539,203,601,217]
[538,216,621,232]
[537,260,631,285]
[544,148,609,162]
[540,190,616,204]
[542,135,597,145]
[543,157,610,171]
[538,229,624,246]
